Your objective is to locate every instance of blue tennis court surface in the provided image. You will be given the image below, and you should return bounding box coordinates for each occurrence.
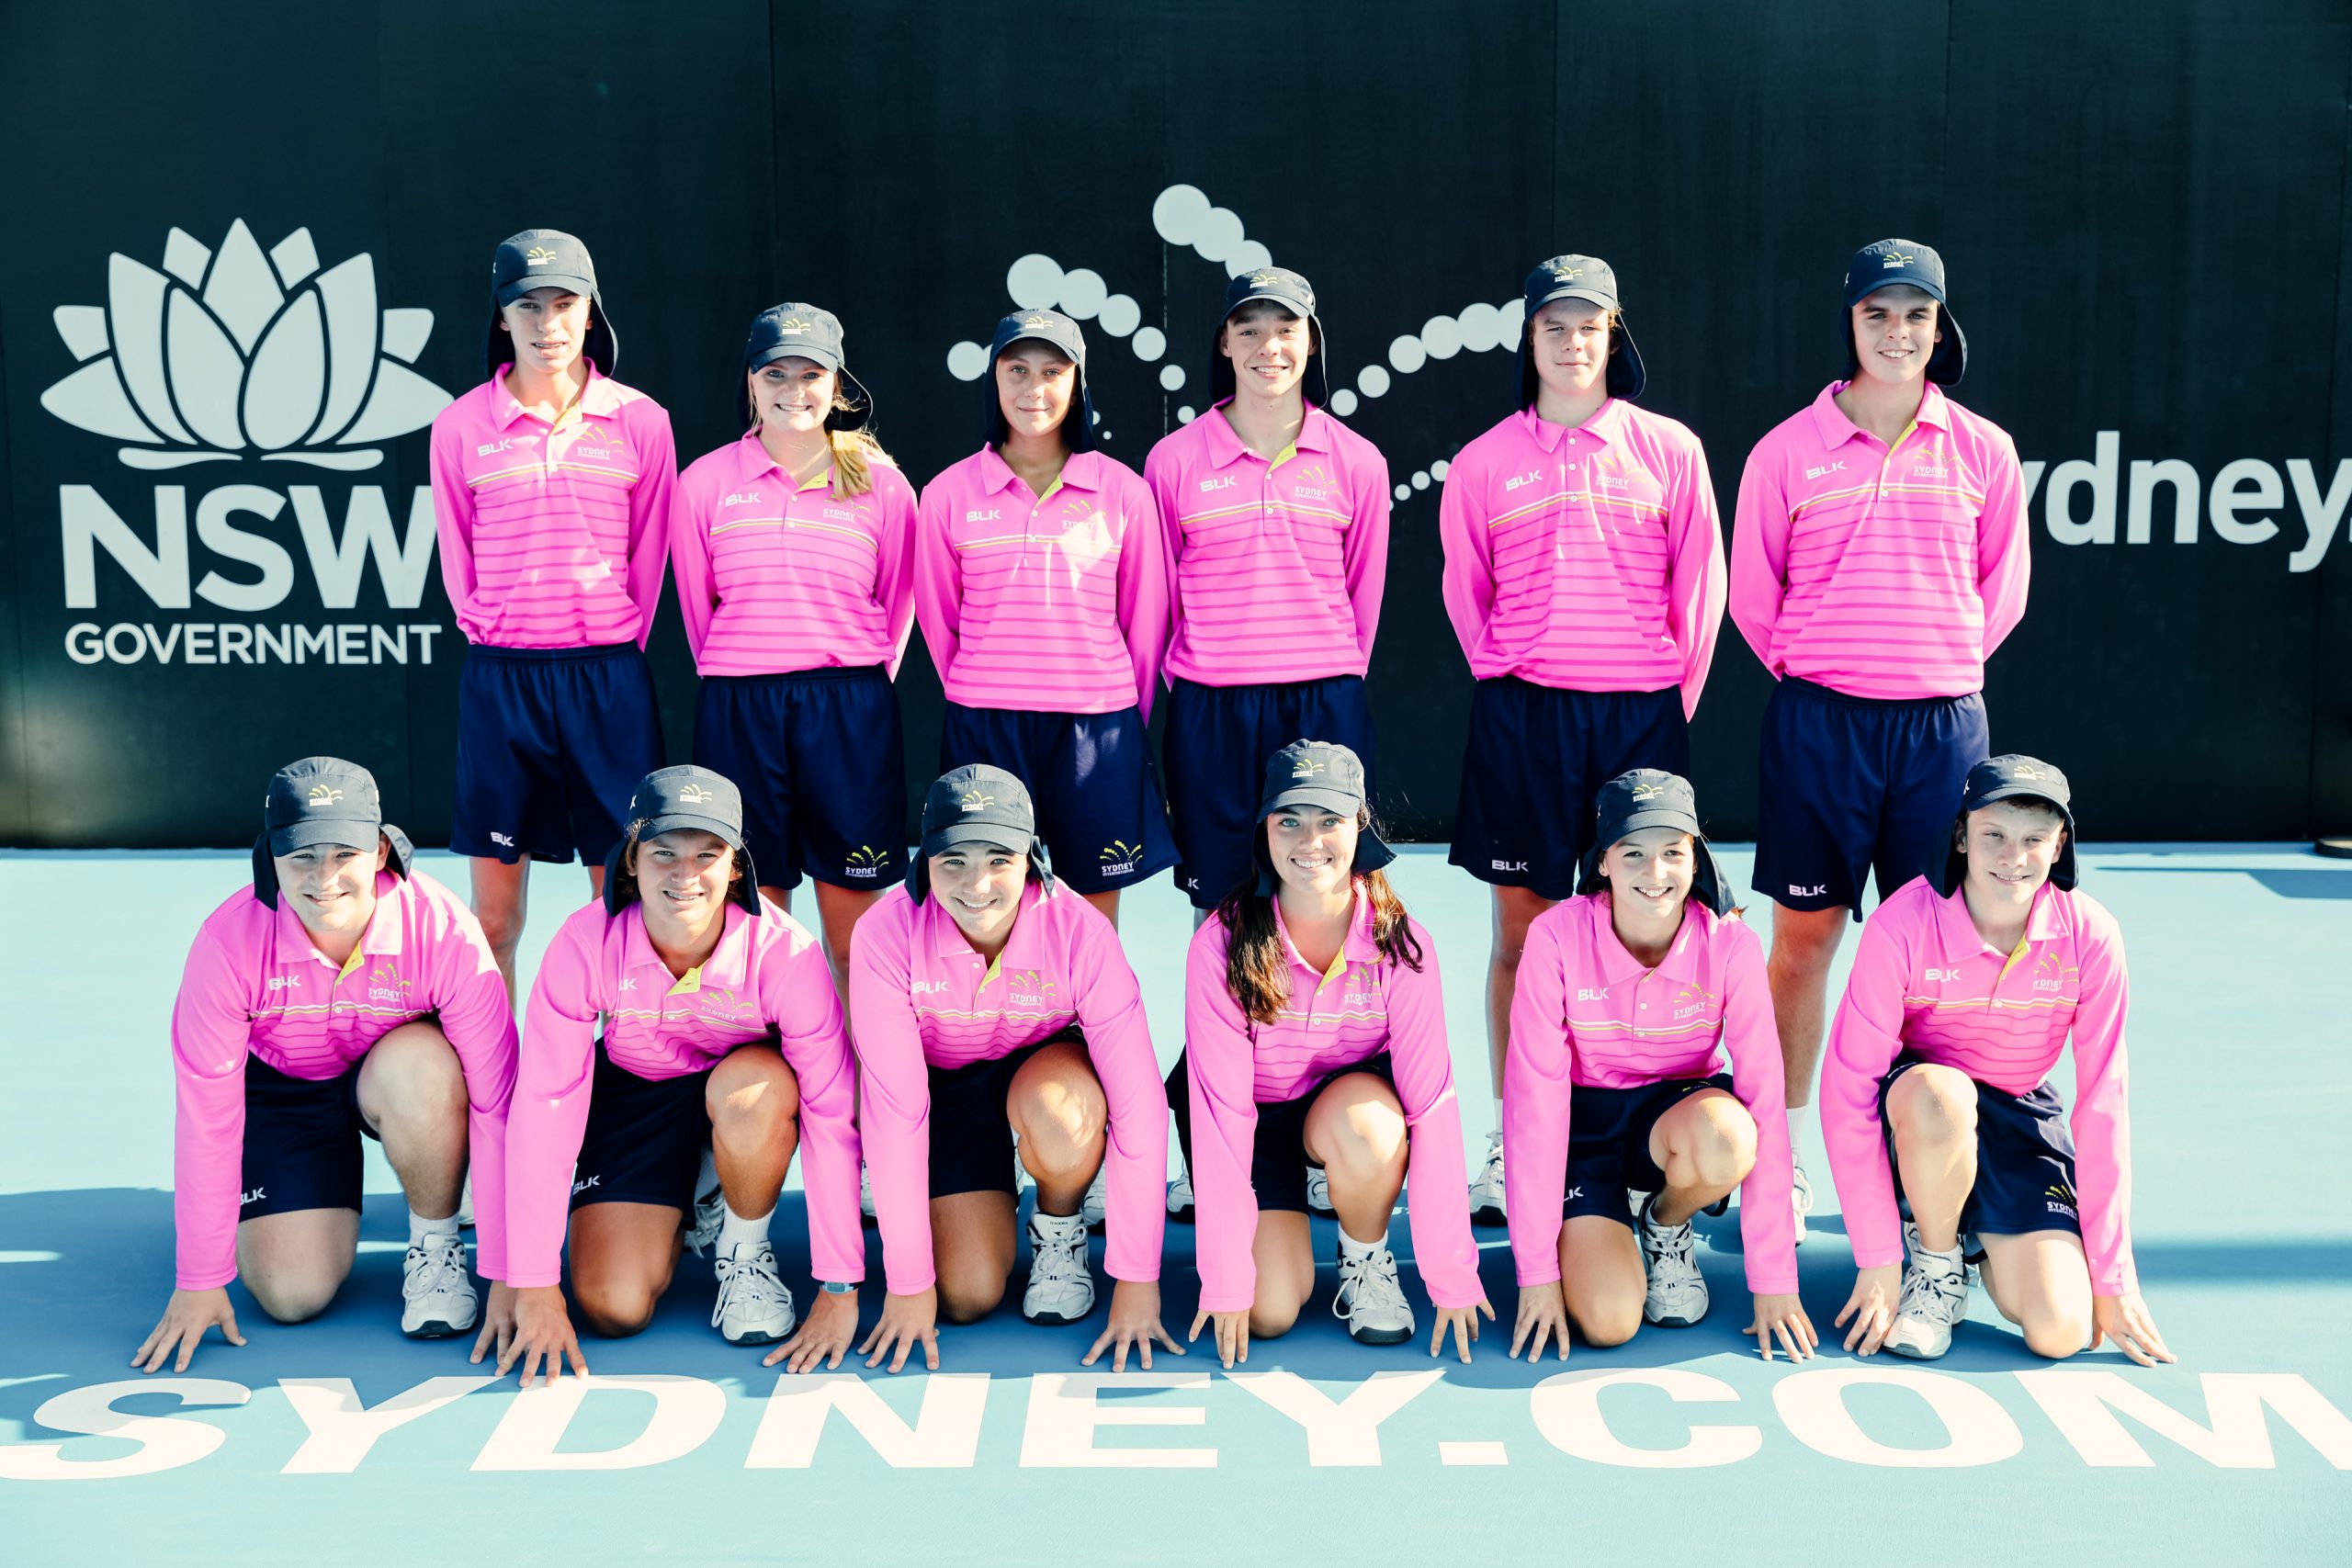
[3,847,2346,1562]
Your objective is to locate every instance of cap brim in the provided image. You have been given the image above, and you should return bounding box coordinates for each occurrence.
[749,342,843,373]
[1527,284,1620,314]
[266,818,382,857]
[1606,805,1704,841]
[921,826,1035,859]
[1260,785,1366,819]
[496,272,598,306]
[1226,288,1313,320]
[637,811,745,850]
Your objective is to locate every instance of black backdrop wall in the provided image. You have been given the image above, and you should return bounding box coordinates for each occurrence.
[3,0,2347,849]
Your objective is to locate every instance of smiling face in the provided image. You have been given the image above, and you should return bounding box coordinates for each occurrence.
[274,836,389,945]
[994,341,1078,445]
[1599,827,1696,926]
[928,842,1028,948]
[1958,800,2067,913]
[1219,303,1312,402]
[628,829,740,940]
[500,286,594,378]
[1529,298,1612,403]
[1265,806,1359,898]
[748,355,837,437]
[1849,283,1942,389]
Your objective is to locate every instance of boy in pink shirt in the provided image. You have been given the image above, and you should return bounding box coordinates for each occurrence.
[1144,268,1392,915]
[497,767,864,1385]
[916,308,1177,930]
[1441,254,1726,1230]
[1822,757,2173,1367]
[134,760,515,1374]
[1176,741,1489,1365]
[852,765,1174,1374]
[1729,240,2027,1238]
[670,305,917,992]
[430,231,675,1000]
[1502,770,1812,1363]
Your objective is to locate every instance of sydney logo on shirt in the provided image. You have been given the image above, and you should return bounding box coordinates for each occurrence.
[366,961,411,1005]
[1289,462,1334,502]
[1668,984,1720,1021]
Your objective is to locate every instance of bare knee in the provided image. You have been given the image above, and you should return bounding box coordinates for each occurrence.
[937,1273,1007,1325]
[1568,1296,1642,1348]
[1016,1085,1103,1179]
[709,1057,799,1143]
[1683,1100,1758,1190]
[2021,1306,2092,1359]
[246,1269,345,1325]
[1248,1299,1301,1340]
[1890,1066,1978,1145]
[1321,1104,1408,1188]
[573,1279,660,1338]
[474,905,526,959]
[1768,908,1845,975]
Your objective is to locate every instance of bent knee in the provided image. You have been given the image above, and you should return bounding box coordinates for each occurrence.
[572,1280,661,1338]
[710,1067,799,1132]
[1568,1300,1642,1348]
[2021,1312,2092,1359]
[1248,1300,1301,1340]
[937,1277,1007,1324]
[1891,1066,1978,1141]
[247,1273,345,1325]
[1691,1104,1758,1186]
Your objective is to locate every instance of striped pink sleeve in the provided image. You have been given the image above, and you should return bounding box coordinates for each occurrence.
[759,915,865,1286]
[504,909,605,1289]
[1384,931,1482,1309]
[170,926,254,1292]
[1728,443,1791,676]
[910,474,962,690]
[1666,438,1728,718]
[428,412,480,639]
[667,454,718,664]
[1819,904,1917,1272]
[1340,443,1392,664]
[849,897,937,1296]
[623,404,677,650]
[1184,922,1264,1314]
[1112,465,1169,720]
[1144,443,1185,692]
[2067,907,2135,1296]
[870,467,920,681]
[1715,920,1796,1293]
[1501,909,1575,1287]
[1437,454,1493,668]
[1068,900,1168,1282]
[421,900,518,1282]
[1976,432,2031,660]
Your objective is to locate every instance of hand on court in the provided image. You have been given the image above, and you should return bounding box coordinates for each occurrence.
[1430,1295,1496,1363]
[1835,1265,1903,1355]
[860,1287,940,1373]
[2091,1291,2176,1367]
[768,1286,859,1372]
[1188,1307,1250,1369]
[469,1280,517,1369]
[1745,1292,1819,1360]
[1083,1279,1184,1371]
[1510,1280,1571,1361]
[503,1284,588,1388]
[132,1287,244,1373]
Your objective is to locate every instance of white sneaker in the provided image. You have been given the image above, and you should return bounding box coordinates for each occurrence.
[1469,1128,1507,1226]
[1333,1242,1415,1345]
[859,1166,877,1223]
[712,1240,797,1346]
[456,1174,475,1231]
[1637,1197,1709,1327]
[1023,1212,1096,1325]
[1792,1160,1815,1246]
[1306,1164,1334,1215]
[1885,1222,1970,1359]
[1167,1171,1195,1222]
[400,1235,479,1338]
[1081,1168,1108,1233]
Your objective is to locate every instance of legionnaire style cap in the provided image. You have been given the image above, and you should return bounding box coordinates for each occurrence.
[1930,754,2077,895]
[741,302,873,431]
[1574,769,1735,916]
[1253,739,1395,888]
[1519,254,1646,404]
[910,763,1054,902]
[485,229,617,378]
[1842,238,1966,386]
[252,757,413,908]
[984,308,1096,454]
[604,766,762,915]
[1207,265,1331,408]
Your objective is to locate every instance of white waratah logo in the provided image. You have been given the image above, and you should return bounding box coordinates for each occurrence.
[40,220,451,472]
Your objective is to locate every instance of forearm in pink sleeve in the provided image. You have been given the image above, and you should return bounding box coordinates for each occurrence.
[1145,455,1185,685]
[429,423,478,629]
[1075,930,1167,1283]
[1727,454,1788,672]
[1343,464,1391,663]
[1436,468,1492,668]
[435,942,518,1281]
[910,488,961,690]
[1385,951,1482,1309]
[1975,440,2031,659]
[505,958,600,1289]
[1185,940,1263,1314]
[1820,921,1912,1271]
[1501,919,1575,1287]
[772,945,865,1285]
[668,484,717,663]
[875,480,919,682]
[1719,931,1796,1293]
[625,413,677,650]
[850,921,936,1295]
[1668,451,1728,718]
[169,933,252,1291]
[2068,930,2136,1295]
[1116,475,1169,720]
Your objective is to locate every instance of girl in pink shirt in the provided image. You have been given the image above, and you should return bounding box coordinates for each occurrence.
[1178,741,1490,1366]
[499,767,864,1386]
[915,308,1178,930]
[1502,770,1814,1364]
[669,304,918,994]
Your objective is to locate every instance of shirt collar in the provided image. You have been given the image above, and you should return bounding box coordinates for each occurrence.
[1929,879,2070,964]
[925,877,1048,964]
[621,899,752,997]
[490,365,624,432]
[1202,400,1333,469]
[1270,885,1381,983]
[978,444,1104,501]
[277,869,405,975]
[733,430,834,493]
[1586,893,1704,987]
[1517,399,1627,455]
[1808,379,1952,450]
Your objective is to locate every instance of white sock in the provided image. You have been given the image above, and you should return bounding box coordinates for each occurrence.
[1910,1233,1965,1267]
[409,1208,459,1249]
[717,1200,773,1255]
[1337,1224,1386,1261]
[1787,1107,1807,1154]
[1490,1094,1505,1128]
[1033,1208,1085,1239]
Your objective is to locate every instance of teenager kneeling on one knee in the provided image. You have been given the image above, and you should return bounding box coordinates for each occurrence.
[1503,770,1811,1361]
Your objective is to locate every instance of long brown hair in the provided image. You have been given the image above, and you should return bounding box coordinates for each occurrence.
[1213,808,1423,1028]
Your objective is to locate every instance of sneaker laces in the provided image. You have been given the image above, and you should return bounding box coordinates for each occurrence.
[1898,1252,1969,1323]
[1641,1201,1697,1266]
[711,1244,791,1326]
[402,1237,469,1303]
[1028,1221,1088,1285]
[1477,1130,1506,1182]
[1332,1247,1408,1323]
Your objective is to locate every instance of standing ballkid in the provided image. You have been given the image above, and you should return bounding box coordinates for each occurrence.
[916,308,1177,928]
[134,760,514,1373]
[1178,741,1489,1365]
[1730,240,2029,1235]
[670,304,916,993]
[1822,757,2170,1366]
[1442,254,1726,1229]
[1144,267,1392,914]
[1503,771,1809,1362]
[500,768,864,1383]
[431,230,675,1000]
[853,766,1174,1373]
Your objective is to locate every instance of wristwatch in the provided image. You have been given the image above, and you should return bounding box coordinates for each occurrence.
[820,1280,856,1295]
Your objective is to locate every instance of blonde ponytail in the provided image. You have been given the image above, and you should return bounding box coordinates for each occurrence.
[826,425,892,499]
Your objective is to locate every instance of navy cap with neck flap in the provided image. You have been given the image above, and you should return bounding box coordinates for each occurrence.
[983,308,1095,454]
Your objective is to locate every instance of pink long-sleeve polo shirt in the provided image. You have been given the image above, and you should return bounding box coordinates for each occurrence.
[1729,382,2029,699]
[1184,892,1481,1314]
[505,897,861,1290]
[913,446,1168,718]
[1440,403,1725,717]
[429,367,676,649]
[1820,877,2136,1294]
[1501,894,1796,1293]
[169,870,515,1290]
[1143,402,1390,687]
[667,432,919,679]
[849,879,1168,1296]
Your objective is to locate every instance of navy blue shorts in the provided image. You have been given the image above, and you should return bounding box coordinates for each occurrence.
[939,704,1179,895]
[569,1047,718,1214]
[452,643,664,864]
[239,1055,376,1222]
[1880,1056,2082,1242]
[1449,679,1690,899]
[1752,677,1989,918]
[1168,1049,1396,1214]
[694,666,907,893]
[1559,1074,1736,1229]
[926,1031,1083,1200]
[1162,674,1378,909]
